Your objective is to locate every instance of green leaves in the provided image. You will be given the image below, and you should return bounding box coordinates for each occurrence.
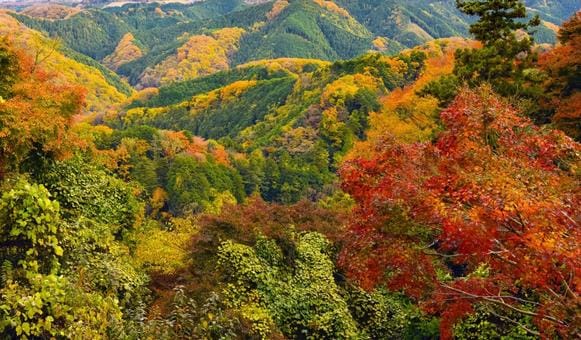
[0,179,63,274]
[33,157,142,230]
[0,273,123,339]
[454,0,542,98]
[218,232,359,338]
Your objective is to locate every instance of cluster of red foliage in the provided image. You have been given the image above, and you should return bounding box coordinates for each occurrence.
[0,38,86,178]
[197,195,347,246]
[339,87,580,338]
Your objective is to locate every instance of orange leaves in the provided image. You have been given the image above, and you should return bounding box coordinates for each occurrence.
[538,12,581,140]
[0,39,86,176]
[372,37,389,52]
[0,12,129,114]
[267,0,289,21]
[339,87,580,337]
[103,33,143,71]
[349,39,477,159]
[157,130,229,165]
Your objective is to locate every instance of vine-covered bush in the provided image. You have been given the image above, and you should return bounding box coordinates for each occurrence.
[33,157,142,232]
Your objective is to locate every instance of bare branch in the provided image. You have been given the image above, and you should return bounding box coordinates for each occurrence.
[440,283,567,326]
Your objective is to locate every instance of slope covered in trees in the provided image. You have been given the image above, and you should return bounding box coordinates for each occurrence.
[116,51,427,203]
[102,32,143,71]
[137,27,245,88]
[0,11,132,113]
[10,0,578,87]
[0,1,579,339]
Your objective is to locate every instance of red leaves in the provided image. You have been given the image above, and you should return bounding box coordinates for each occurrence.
[339,86,580,337]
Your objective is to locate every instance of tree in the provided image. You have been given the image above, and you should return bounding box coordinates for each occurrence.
[454,0,541,97]
[456,0,538,46]
[0,39,85,178]
[0,38,19,100]
[339,87,580,338]
[538,12,581,140]
[0,180,126,339]
[0,179,63,275]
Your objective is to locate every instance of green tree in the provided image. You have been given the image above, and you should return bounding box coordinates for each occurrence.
[454,0,541,96]
[0,180,63,275]
[0,180,127,339]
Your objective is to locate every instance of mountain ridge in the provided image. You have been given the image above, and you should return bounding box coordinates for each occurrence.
[9,0,578,87]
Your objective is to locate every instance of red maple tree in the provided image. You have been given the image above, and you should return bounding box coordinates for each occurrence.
[339,86,580,338]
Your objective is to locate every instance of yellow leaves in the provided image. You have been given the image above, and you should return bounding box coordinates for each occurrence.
[320,107,346,148]
[134,218,198,275]
[138,27,246,88]
[220,80,258,101]
[71,122,112,147]
[239,58,329,75]
[372,37,389,52]
[204,191,237,215]
[189,91,219,112]
[102,33,143,71]
[122,106,168,125]
[312,0,350,18]
[0,12,129,114]
[212,27,246,47]
[126,87,159,105]
[347,38,480,160]
[150,187,168,217]
[382,56,409,75]
[184,80,257,114]
[321,74,380,107]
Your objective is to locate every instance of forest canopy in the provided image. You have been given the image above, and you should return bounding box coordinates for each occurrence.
[0,0,579,339]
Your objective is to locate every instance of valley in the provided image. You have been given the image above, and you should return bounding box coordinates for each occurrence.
[0,0,579,339]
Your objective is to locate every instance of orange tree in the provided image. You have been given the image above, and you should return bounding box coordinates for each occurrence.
[0,38,85,178]
[339,87,580,338]
[538,12,581,140]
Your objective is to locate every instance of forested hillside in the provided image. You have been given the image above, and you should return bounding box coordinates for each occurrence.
[0,0,579,339]
[10,0,578,87]
[0,10,132,113]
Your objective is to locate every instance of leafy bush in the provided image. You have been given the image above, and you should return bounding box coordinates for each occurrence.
[33,157,142,232]
[0,179,63,275]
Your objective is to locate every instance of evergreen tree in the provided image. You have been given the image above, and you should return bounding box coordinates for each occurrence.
[454,0,541,96]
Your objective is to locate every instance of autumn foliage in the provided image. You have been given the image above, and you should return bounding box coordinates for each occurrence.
[339,87,580,338]
[0,38,85,178]
[266,0,289,21]
[103,33,143,71]
[538,12,581,140]
[138,27,245,88]
[312,0,350,18]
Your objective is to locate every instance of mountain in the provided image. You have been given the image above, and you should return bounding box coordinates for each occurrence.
[336,0,579,46]
[0,10,132,113]
[0,1,579,338]
[10,0,578,87]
